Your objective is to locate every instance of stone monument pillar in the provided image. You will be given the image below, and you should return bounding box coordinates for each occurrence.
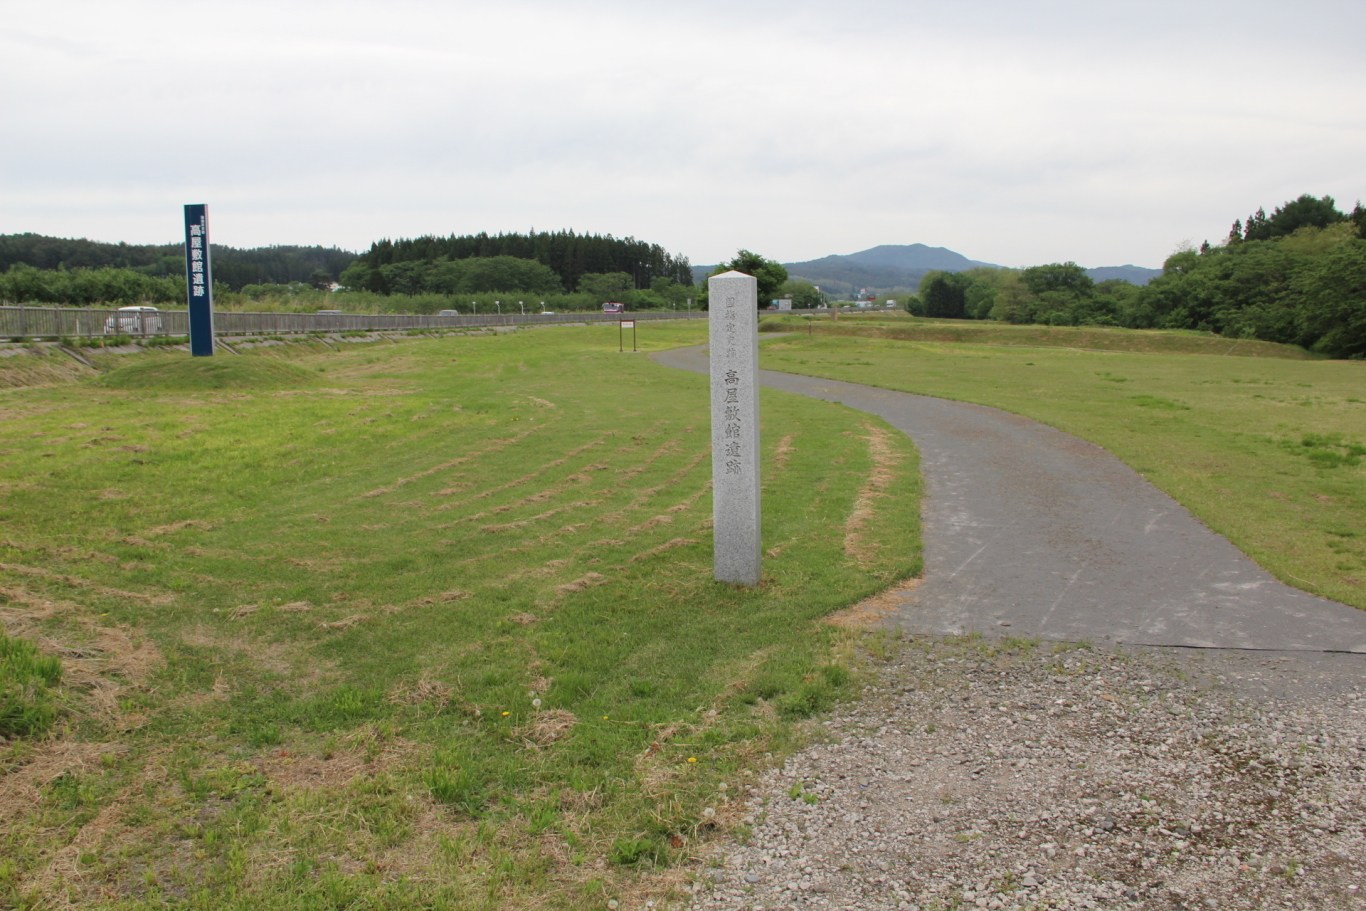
[709,271,762,585]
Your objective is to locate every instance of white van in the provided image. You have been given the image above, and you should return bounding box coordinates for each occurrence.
[103,306,162,335]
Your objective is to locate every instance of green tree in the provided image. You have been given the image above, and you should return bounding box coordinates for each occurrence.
[988,272,1036,323]
[960,267,1008,319]
[1292,240,1366,358]
[0,263,180,305]
[351,229,692,293]
[460,256,562,294]
[578,272,634,301]
[1080,279,1138,326]
[702,250,788,309]
[1244,194,1347,241]
[1021,262,1093,297]
[919,271,969,319]
[777,279,823,309]
[648,276,689,308]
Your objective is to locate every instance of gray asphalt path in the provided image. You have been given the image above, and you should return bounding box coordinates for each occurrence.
[653,344,1366,652]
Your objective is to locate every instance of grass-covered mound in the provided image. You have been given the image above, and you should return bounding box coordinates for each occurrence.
[760,313,1318,359]
[94,354,320,390]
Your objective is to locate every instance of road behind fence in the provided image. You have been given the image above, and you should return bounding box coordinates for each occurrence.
[0,305,716,340]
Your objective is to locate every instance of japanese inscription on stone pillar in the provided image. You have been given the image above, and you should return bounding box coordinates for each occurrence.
[709,270,761,585]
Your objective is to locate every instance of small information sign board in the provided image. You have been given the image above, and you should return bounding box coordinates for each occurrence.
[619,319,636,352]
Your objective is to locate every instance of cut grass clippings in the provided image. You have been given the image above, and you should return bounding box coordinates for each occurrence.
[759,329,1366,609]
[0,321,921,909]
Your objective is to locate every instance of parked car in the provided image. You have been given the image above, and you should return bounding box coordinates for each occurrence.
[438,309,460,316]
[103,306,161,335]
[601,302,624,313]
[316,309,343,315]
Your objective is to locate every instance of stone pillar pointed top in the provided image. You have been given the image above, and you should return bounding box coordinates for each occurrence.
[708,270,762,586]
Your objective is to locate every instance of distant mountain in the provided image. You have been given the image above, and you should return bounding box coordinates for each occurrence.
[691,244,1000,296]
[692,245,1161,296]
[1085,264,1160,286]
[832,243,1000,273]
[780,244,999,296]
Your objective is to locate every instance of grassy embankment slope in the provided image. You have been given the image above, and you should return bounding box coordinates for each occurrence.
[759,314,1366,610]
[762,310,1318,358]
[0,323,920,909]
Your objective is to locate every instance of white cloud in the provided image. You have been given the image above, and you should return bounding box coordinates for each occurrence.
[2,0,1363,268]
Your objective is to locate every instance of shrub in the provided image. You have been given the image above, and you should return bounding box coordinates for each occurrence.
[609,836,667,866]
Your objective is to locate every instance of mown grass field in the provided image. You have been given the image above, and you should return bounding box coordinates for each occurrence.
[757,321,1366,610]
[0,323,921,909]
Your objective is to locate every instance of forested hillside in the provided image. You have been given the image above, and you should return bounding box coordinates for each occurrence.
[0,229,693,310]
[904,195,1366,358]
[341,230,692,295]
[0,234,356,292]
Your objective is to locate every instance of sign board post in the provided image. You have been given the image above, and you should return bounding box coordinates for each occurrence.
[619,319,636,352]
[183,204,214,356]
[708,271,761,585]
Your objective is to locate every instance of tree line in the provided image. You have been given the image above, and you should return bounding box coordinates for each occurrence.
[0,263,188,306]
[0,228,697,310]
[0,260,696,313]
[0,233,356,292]
[342,230,693,296]
[906,195,1366,358]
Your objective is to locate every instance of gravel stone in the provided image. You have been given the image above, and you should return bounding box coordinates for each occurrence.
[683,639,1366,911]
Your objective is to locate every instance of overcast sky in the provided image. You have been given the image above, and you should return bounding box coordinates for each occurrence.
[2,0,1363,269]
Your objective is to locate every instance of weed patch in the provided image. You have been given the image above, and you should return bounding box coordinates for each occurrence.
[1287,432,1366,468]
[0,628,63,737]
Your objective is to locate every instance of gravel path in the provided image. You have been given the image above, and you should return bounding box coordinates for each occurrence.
[684,639,1366,911]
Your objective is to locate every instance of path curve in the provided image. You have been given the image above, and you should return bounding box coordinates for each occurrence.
[653,344,1366,652]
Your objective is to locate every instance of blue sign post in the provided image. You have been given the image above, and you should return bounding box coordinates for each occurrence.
[184,204,214,356]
